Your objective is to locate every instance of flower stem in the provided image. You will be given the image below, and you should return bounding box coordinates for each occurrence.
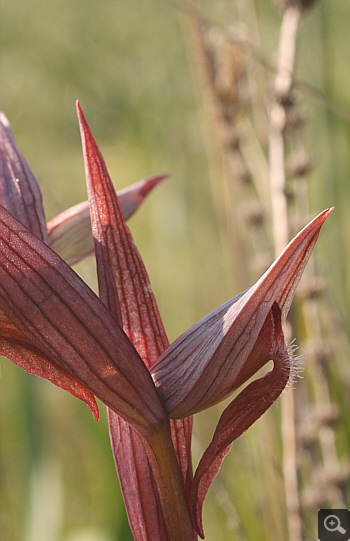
[146,421,196,541]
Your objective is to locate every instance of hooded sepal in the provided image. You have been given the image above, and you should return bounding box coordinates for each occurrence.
[152,208,333,418]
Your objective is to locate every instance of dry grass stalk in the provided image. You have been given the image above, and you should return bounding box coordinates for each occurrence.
[179,0,349,539]
[181,2,272,286]
[268,5,304,541]
[268,4,349,539]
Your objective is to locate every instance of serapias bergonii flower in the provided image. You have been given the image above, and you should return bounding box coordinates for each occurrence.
[0,105,333,540]
[77,99,332,538]
[151,206,332,535]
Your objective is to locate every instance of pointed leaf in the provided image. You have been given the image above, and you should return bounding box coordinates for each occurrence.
[0,205,167,436]
[0,312,99,419]
[77,102,195,540]
[0,113,48,242]
[152,209,333,417]
[77,101,193,470]
[47,175,167,265]
[78,103,169,350]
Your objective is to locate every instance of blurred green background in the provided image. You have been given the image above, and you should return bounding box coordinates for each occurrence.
[1,1,349,540]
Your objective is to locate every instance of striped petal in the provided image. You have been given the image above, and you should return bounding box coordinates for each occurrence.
[0,313,99,419]
[0,205,166,437]
[152,208,333,418]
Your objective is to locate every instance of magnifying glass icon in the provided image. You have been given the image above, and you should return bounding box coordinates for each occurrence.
[324,514,346,534]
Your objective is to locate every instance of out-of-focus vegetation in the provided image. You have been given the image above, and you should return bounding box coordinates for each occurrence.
[1,1,349,540]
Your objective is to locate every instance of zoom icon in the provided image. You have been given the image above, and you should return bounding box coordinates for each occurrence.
[318,509,350,540]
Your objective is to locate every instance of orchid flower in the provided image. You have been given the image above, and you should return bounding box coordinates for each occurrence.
[0,105,332,541]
